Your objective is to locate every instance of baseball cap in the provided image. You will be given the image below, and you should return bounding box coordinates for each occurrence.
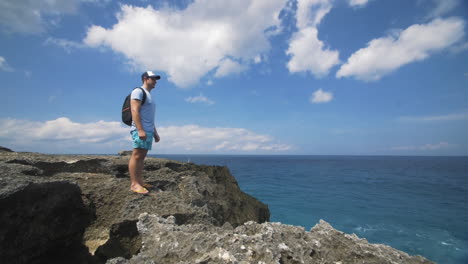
[142,71,161,80]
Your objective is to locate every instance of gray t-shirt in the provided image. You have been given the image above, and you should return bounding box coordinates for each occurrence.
[130,87,155,133]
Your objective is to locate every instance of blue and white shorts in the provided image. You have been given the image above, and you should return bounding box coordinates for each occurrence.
[131,130,153,150]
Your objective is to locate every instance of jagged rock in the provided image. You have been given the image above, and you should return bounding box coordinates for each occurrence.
[0,151,269,263]
[118,151,133,156]
[107,213,433,264]
[94,220,142,262]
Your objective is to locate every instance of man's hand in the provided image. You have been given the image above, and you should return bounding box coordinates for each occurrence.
[138,130,147,140]
[154,134,160,143]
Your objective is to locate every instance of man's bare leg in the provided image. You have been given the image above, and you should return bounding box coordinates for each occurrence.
[129,148,148,193]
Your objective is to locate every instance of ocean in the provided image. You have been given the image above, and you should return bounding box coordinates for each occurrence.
[152,154,468,264]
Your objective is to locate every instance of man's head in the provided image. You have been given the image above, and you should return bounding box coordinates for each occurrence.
[141,71,161,82]
[141,71,161,90]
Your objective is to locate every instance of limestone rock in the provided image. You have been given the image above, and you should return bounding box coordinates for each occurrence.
[107,214,433,264]
[0,151,269,263]
[94,220,141,262]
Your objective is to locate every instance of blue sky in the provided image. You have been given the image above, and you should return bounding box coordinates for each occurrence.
[1,0,467,155]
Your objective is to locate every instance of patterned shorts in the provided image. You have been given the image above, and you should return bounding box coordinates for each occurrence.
[131,130,153,150]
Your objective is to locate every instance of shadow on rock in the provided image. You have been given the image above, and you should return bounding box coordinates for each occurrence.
[0,181,95,264]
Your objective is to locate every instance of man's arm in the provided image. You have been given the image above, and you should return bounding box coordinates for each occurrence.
[153,127,160,143]
[130,99,147,140]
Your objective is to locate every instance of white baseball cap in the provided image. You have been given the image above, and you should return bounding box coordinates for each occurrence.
[141,71,161,80]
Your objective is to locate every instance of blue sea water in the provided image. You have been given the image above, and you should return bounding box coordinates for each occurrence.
[152,154,468,264]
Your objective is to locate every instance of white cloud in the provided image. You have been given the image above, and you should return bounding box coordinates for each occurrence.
[348,0,370,7]
[214,58,247,78]
[391,142,455,151]
[84,1,287,88]
[296,0,332,28]
[287,27,340,77]
[337,17,465,81]
[185,94,215,105]
[44,37,86,53]
[399,111,468,122]
[0,117,127,143]
[159,125,292,153]
[286,0,340,77]
[0,56,14,72]
[0,117,292,154]
[0,117,128,153]
[0,0,78,34]
[427,0,460,19]
[310,88,333,103]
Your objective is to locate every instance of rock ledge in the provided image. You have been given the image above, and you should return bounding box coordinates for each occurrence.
[0,149,433,264]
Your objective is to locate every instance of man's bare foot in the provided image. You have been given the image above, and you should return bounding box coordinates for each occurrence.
[130,185,149,194]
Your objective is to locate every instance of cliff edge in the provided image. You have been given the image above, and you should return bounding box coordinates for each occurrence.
[0,148,433,264]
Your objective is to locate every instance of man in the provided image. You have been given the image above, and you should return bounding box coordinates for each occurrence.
[129,71,161,194]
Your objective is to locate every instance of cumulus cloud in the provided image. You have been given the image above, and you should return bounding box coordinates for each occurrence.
[0,117,127,143]
[391,142,454,151]
[0,56,14,72]
[310,88,333,103]
[336,17,465,81]
[185,94,215,105]
[214,58,247,78]
[83,1,287,88]
[296,0,333,29]
[0,0,78,34]
[287,27,340,77]
[286,0,340,77]
[159,125,292,153]
[398,111,468,122]
[0,117,292,154]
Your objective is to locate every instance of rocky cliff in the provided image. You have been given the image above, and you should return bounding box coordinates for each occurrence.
[0,148,433,264]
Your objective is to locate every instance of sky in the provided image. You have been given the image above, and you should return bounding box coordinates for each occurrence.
[0,0,467,155]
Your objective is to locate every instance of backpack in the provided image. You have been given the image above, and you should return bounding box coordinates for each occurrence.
[121,87,147,126]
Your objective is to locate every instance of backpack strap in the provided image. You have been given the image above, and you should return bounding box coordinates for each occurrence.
[135,87,147,105]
